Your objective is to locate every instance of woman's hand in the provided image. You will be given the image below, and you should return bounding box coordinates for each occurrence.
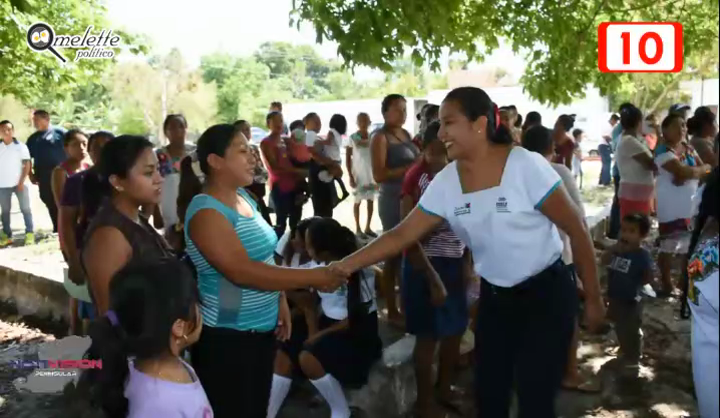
[315,266,348,292]
[275,294,292,341]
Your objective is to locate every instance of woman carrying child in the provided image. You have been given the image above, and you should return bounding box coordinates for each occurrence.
[267,218,382,418]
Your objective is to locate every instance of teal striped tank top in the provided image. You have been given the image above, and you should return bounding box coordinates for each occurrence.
[184,188,279,332]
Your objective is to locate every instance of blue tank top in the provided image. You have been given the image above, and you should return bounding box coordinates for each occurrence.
[184,188,279,332]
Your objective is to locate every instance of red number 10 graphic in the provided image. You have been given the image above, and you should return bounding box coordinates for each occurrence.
[598,22,683,73]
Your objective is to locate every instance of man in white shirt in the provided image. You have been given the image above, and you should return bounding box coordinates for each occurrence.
[0,120,34,246]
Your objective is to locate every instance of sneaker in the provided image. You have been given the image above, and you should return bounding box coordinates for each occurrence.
[0,232,10,247]
[24,232,35,246]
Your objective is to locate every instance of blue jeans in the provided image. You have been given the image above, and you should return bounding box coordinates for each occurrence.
[0,186,34,236]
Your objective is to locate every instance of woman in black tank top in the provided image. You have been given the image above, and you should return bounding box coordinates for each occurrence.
[82,136,173,315]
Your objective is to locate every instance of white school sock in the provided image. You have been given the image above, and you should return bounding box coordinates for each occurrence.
[310,374,351,418]
[267,374,292,418]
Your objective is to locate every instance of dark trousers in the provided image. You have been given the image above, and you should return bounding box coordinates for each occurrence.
[608,299,643,364]
[191,326,276,418]
[36,168,58,233]
[309,161,334,217]
[475,259,577,418]
[270,185,302,237]
[608,167,621,239]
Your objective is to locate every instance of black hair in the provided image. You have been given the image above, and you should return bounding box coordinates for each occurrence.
[515,114,523,128]
[521,125,554,157]
[621,213,651,236]
[507,105,517,112]
[289,120,305,131]
[620,105,643,131]
[525,111,542,126]
[423,104,439,121]
[610,113,620,121]
[63,128,87,147]
[266,111,282,125]
[443,87,513,145]
[618,102,634,113]
[572,128,583,139]
[0,119,12,128]
[357,112,370,121]
[177,124,238,230]
[282,217,321,263]
[681,167,719,318]
[163,114,187,132]
[557,114,575,132]
[307,218,372,330]
[329,114,348,135]
[196,124,237,175]
[381,94,406,114]
[687,106,716,137]
[88,131,115,151]
[422,120,441,149]
[270,101,283,109]
[233,119,249,129]
[33,109,49,119]
[77,258,201,418]
[303,112,319,124]
[83,135,154,212]
[661,113,684,134]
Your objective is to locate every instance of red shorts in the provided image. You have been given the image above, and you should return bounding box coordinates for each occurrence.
[619,198,652,219]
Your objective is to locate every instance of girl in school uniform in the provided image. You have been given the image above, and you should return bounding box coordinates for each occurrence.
[330,87,605,418]
[267,218,382,418]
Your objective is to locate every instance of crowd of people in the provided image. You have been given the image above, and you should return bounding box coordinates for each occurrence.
[0,88,717,418]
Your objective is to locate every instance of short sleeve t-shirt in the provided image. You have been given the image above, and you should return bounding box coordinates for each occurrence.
[654,144,700,223]
[606,248,652,301]
[0,140,31,187]
[324,129,343,162]
[401,160,465,259]
[417,147,563,287]
[125,360,213,418]
[184,189,280,332]
[617,135,654,185]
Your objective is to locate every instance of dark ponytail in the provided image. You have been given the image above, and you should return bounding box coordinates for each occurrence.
[443,87,513,145]
[77,259,201,418]
[680,167,719,318]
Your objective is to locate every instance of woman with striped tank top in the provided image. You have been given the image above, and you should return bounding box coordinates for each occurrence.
[178,124,345,418]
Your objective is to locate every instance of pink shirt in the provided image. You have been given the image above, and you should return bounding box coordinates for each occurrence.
[261,137,299,193]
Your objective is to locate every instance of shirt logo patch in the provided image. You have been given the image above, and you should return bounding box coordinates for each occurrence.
[609,256,631,274]
[496,197,510,213]
[454,203,471,216]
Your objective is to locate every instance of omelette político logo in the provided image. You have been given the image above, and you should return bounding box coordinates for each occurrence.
[27,22,121,63]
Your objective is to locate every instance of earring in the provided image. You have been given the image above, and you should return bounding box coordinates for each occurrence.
[115,186,123,192]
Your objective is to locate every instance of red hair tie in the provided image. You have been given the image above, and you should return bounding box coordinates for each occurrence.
[493,104,500,129]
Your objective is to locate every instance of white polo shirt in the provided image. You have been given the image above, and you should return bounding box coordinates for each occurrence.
[0,140,31,188]
[418,147,564,287]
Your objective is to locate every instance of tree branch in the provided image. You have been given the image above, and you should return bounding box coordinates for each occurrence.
[647,55,715,114]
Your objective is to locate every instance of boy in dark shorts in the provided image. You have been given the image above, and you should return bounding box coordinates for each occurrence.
[602,213,653,374]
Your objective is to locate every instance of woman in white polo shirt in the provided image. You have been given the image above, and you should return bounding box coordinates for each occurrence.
[330,87,605,418]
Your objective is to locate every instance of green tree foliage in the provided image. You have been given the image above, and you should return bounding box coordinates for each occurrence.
[291,0,719,106]
[0,0,146,104]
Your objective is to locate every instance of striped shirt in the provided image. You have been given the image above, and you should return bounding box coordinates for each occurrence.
[402,161,465,258]
[184,188,279,332]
